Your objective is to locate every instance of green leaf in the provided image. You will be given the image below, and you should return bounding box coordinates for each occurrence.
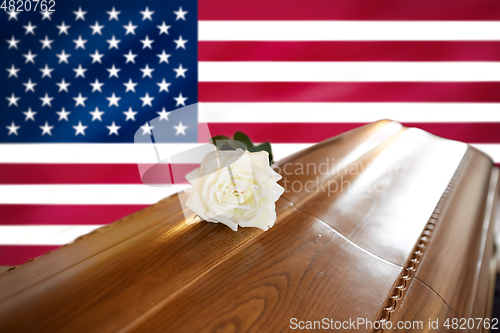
[209,135,230,145]
[210,135,235,150]
[210,132,274,165]
[233,131,254,149]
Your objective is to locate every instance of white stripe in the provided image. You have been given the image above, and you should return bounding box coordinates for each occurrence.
[199,103,500,123]
[1,143,499,164]
[0,185,189,204]
[472,144,500,163]
[0,146,497,206]
[0,143,206,164]
[0,225,103,245]
[199,21,500,41]
[199,62,500,82]
[0,143,311,163]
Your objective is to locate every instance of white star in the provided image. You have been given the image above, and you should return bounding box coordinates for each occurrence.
[23,50,37,64]
[174,121,188,136]
[23,78,37,92]
[173,64,188,78]
[140,64,154,78]
[90,107,104,121]
[123,50,137,64]
[90,78,104,92]
[140,122,154,135]
[157,107,169,121]
[23,107,37,121]
[73,35,88,50]
[73,64,87,78]
[39,64,54,78]
[6,122,20,136]
[23,21,37,35]
[6,36,20,49]
[140,35,154,49]
[140,7,154,21]
[123,21,137,35]
[73,7,87,21]
[123,78,137,93]
[157,78,171,92]
[6,64,20,78]
[56,50,70,64]
[56,78,71,92]
[6,93,20,107]
[107,64,121,78]
[73,93,88,107]
[40,93,54,107]
[157,50,171,64]
[140,93,154,107]
[107,7,121,21]
[123,107,138,121]
[173,35,188,49]
[89,49,104,64]
[56,21,71,35]
[157,21,171,35]
[40,121,54,136]
[174,7,188,21]
[39,35,54,49]
[89,21,104,35]
[174,92,187,106]
[106,93,121,107]
[7,11,19,21]
[56,107,71,121]
[106,121,121,135]
[73,121,88,136]
[40,10,53,21]
[106,35,121,50]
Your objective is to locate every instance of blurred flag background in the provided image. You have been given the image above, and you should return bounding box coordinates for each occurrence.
[1,0,500,267]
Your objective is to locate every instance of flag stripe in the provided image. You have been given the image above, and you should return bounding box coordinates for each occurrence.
[0,245,60,266]
[199,82,500,102]
[199,103,500,123]
[1,143,498,188]
[0,204,147,226]
[201,122,500,144]
[199,41,500,62]
[0,164,196,185]
[200,62,500,82]
[198,0,500,21]
[0,225,102,245]
[199,22,500,41]
[0,143,310,163]
[0,185,188,204]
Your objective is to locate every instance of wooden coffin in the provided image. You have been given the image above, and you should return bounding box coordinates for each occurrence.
[0,120,499,332]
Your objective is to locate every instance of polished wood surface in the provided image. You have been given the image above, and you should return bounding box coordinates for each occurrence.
[0,120,498,333]
[384,279,454,333]
[415,151,498,320]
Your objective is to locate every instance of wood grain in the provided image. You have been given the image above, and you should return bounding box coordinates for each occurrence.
[415,149,496,319]
[0,120,497,333]
[285,128,468,266]
[384,278,454,333]
[124,211,402,333]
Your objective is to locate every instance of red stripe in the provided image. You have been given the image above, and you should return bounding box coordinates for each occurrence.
[0,164,197,184]
[201,123,500,144]
[199,82,500,103]
[0,245,60,266]
[199,0,500,21]
[199,41,500,62]
[0,204,147,226]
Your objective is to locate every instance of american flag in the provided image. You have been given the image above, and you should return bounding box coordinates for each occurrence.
[1,0,500,267]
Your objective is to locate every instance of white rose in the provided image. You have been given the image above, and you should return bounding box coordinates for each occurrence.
[184,148,284,231]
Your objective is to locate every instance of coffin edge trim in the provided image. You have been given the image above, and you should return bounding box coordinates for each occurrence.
[373,147,470,333]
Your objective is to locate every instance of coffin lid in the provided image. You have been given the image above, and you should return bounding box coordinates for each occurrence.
[0,120,498,333]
